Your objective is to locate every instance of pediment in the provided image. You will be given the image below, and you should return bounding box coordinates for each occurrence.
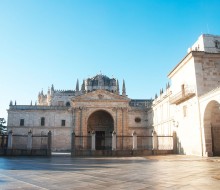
[72,90,130,102]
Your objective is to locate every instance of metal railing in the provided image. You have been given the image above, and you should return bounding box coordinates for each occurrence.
[12,134,28,149]
[170,86,195,104]
[72,134,174,151]
[74,135,91,150]
[32,134,48,149]
[157,136,173,150]
[0,135,8,150]
[137,136,153,150]
[116,136,133,150]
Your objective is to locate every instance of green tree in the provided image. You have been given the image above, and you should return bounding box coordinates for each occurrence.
[0,118,7,134]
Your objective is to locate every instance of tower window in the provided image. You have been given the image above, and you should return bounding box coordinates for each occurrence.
[214,40,220,49]
[20,119,24,126]
[66,102,70,106]
[61,120,66,126]
[41,117,45,126]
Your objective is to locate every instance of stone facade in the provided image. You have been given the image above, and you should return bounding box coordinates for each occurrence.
[7,75,152,151]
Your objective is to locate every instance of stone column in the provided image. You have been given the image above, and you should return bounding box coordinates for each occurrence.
[132,131,137,150]
[7,130,13,149]
[91,131,96,150]
[152,131,158,150]
[27,130,32,150]
[112,131,116,150]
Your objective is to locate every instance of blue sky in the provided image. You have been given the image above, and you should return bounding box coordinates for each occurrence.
[1,0,220,121]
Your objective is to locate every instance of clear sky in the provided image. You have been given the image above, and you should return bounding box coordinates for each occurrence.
[1,0,220,122]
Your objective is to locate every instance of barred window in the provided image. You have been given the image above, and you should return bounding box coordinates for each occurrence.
[61,120,65,126]
[20,119,24,126]
[41,117,45,126]
[183,106,187,117]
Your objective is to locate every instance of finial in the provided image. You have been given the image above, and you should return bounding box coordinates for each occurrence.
[116,80,119,94]
[9,100,13,106]
[122,79,126,96]
[51,84,54,91]
[81,80,85,92]
[15,100,17,105]
[76,79,79,91]
[30,100,32,106]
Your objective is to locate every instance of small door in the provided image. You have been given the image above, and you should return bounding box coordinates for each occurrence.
[96,131,105,150]
[211,126,220,156]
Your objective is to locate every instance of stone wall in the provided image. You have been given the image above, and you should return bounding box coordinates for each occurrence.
[194,52,220,96]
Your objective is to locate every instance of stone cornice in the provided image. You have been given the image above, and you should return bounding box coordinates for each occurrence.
[72,89,130,102]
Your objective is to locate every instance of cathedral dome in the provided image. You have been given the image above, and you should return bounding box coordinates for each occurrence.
[84,74,118,93]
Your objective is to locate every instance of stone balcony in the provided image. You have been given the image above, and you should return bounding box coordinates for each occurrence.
[170,86,196,105]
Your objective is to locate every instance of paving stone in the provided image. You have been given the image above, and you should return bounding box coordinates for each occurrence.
[0,155,220,190]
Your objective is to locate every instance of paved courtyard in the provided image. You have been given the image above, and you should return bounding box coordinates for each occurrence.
[0,155,220,190]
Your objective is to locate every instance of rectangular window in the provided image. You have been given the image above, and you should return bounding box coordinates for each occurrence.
[41,117,45,126]
[61,120,65,126]
[20,119,24,126]
[183,106,187,117]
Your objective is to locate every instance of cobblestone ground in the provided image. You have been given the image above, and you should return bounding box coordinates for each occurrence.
[0,155,220,190]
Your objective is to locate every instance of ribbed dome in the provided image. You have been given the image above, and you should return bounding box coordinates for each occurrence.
[89,74,111,86]
[91,74,110,81]
[84,74,118,93]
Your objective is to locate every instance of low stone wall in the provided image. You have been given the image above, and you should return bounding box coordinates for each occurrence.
[72,149,174,157]
[0,149,7,156]
[5,149,51,156]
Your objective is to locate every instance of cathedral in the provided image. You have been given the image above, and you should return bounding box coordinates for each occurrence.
[7,34,220,156]
[7,74,153,151]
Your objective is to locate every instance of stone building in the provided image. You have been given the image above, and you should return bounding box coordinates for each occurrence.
[7,75,153,151]
[153,34,220,156]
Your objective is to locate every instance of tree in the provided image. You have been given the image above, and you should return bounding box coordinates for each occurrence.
[0,118,7,135]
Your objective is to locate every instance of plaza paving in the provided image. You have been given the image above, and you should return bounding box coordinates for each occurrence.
[0,155,220,190]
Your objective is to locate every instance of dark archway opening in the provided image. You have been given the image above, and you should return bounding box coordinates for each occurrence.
[204,100,220,156]
[87,110,114,150]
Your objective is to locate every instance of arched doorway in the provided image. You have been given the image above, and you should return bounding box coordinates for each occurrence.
[87,110,114,150]
[204,100,220,156]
